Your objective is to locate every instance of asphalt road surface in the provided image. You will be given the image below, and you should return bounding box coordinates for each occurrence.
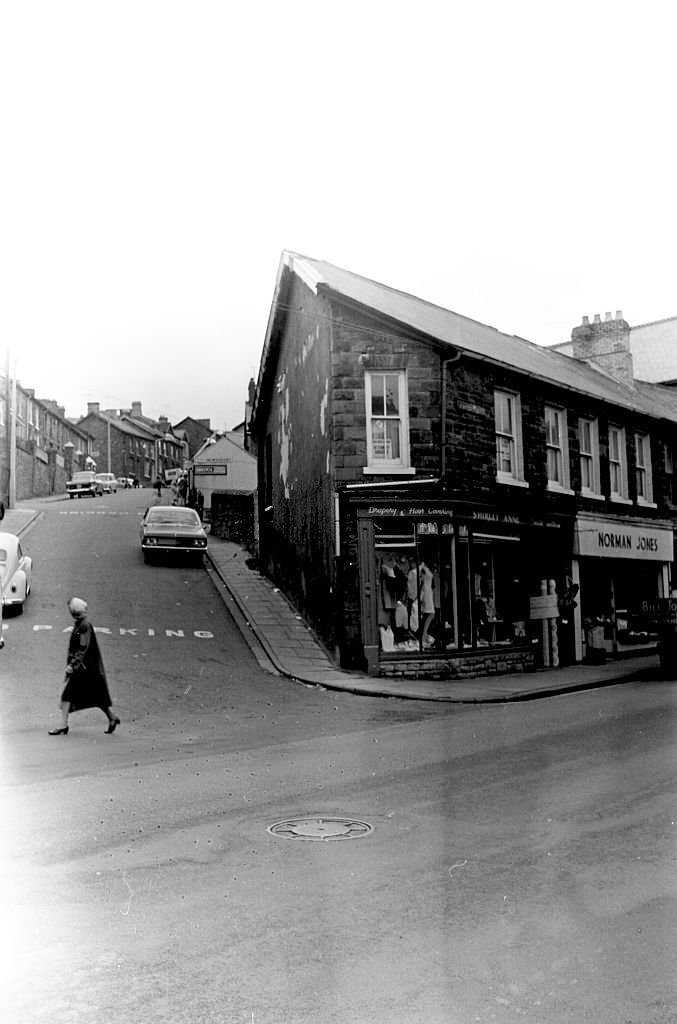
[1,490,676,1023]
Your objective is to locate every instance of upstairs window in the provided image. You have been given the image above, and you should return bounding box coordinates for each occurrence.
[365,371,411,472]
[634,432,654,504]
[665,444,677,504]
[545,405,570,490]
[608,425,629,500]
[494,389,525,485]
[579,417,601,496]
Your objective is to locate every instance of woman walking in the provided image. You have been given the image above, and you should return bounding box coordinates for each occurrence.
[48,598,120,736]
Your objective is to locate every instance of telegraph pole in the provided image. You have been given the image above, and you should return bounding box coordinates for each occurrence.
[9,356,17,508]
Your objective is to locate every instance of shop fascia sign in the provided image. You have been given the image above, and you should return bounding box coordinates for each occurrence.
[362,506,560,528]
[574,515,674,562]
[364,504,454,517]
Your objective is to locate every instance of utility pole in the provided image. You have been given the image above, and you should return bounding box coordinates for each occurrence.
[4,348,9,502]
[8,353,16,509]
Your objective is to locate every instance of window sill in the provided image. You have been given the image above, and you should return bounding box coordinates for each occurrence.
[609,495,633,505]
[636,499,657,509]
[363,466,416,476]
[581,490,605,501]
[496,474,529,489]
[546,483,574,495]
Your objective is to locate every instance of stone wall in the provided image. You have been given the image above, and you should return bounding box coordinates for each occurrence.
[378,647,534,680]
[210,492,255,549]
[15,439,67,499]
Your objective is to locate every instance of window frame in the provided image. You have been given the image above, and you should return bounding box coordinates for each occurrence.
[578,416,602,498]
[364,370,413,475]
[545,404,572,492]
[634,431,655,506]
[494,389,527,487]
[608,424,630,502]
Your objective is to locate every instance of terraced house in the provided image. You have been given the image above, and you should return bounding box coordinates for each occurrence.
[0,378,94,500]
[250,253,677,680]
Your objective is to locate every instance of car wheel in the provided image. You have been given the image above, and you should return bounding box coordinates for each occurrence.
[143,550,152,564]
[69,494,74,499]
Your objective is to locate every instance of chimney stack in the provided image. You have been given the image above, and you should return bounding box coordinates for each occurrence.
[570,311,633,386]
[87,402,100,415]
[131,401,143,418]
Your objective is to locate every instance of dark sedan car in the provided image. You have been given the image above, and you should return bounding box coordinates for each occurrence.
[140,505,208,564]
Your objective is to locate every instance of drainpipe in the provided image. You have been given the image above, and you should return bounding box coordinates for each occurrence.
[440,350,462,486]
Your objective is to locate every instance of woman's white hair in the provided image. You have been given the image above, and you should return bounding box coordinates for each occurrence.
[68,597,88,617]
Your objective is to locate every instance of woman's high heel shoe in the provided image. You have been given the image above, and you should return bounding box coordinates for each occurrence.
[105,717,120,734]
[48,726,69,736]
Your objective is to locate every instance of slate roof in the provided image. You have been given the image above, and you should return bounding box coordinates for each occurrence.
[265,252,677,425]
[79,411,147,438]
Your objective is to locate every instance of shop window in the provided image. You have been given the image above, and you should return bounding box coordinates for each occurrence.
[579,417,601,497]
[469,537,529,647]
[494,390,526,486]
[375,520,455,654]
[608,425,629,501]
[634,432,654,505]
[545,405,571,491]
[364,372,412,473]
[373,518,530,656]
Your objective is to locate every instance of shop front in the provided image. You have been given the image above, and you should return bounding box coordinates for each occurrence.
[573,513,674,662]
[350,496,574,678]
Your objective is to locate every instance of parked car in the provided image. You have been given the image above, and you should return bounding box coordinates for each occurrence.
[66,471,103,498]
[0,532,33,613]
[140,505,208,563]
[96,473,118,493]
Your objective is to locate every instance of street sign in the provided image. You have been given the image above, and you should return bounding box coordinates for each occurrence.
[194,464,227,475]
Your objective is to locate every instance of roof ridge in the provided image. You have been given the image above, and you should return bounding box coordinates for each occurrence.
[632,314,677,330]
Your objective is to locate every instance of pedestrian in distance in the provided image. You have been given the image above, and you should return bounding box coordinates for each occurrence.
[48,597,120,736]
[153,477,163,497]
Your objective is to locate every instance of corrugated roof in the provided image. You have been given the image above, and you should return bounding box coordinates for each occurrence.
[283,252,677,423]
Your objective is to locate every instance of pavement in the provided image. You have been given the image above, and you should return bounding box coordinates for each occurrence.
[5,499,664,703]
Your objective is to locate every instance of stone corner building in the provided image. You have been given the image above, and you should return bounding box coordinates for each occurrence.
[249,252,677,680]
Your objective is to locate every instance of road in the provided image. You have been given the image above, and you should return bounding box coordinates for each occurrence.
[1,490,676,1024]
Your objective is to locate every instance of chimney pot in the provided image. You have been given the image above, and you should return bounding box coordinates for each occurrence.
[616,309,623,319]
[605,311,612,321]
[582,315,589,325]
[593,314,601,324]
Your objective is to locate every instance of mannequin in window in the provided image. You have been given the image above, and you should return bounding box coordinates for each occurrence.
[419,560,435,648]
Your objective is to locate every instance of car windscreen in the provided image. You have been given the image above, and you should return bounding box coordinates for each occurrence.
[72,473,93,482]
[146,511,200,527]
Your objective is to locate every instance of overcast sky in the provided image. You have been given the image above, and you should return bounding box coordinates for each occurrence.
[3,1,676,430]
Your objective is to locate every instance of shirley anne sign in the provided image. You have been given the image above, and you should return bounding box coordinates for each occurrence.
[574,517,673,562]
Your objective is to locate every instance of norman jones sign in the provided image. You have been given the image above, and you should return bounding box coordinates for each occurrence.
[574,517,673,562]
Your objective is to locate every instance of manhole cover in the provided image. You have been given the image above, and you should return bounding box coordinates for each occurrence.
[267,816,373,841]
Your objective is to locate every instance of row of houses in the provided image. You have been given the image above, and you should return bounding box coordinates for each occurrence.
[246,252,677,679]
[0,379,220,502]
[0,374,258,535]
[0,386,96,502]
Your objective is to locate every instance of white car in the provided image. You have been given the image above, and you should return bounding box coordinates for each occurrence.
[0,532,33,613]
[96,473,118,493]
